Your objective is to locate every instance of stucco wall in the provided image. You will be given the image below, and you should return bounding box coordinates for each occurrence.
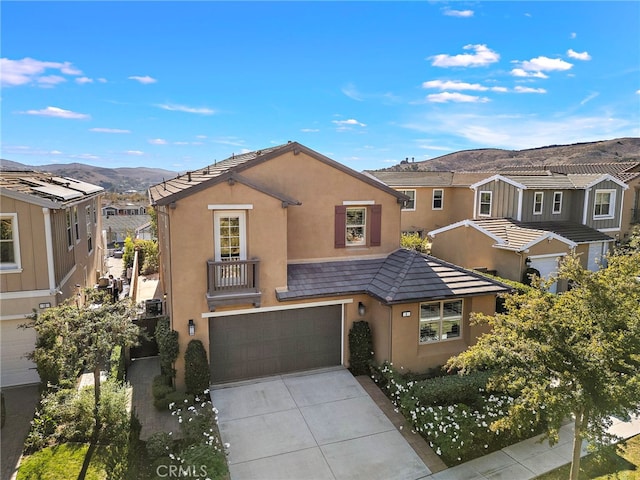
[398,186,474,235]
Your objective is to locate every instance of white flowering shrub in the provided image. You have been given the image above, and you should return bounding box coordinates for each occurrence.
[150,390,229,479]
[372,362,546,465]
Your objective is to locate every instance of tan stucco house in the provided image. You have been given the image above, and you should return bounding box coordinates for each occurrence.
[0,171,104,386]
[148,142,510,386]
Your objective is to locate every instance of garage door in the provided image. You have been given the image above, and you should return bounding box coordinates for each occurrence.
[587,242,607,271]
[529,255,561,293]
[1,319,40,387]
[209,305,342,383]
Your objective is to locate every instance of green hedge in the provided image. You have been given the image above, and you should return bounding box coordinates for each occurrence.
[184,340,210,395]
[348,321,373,376]
[109,345,126,383]
[155,318,179,380]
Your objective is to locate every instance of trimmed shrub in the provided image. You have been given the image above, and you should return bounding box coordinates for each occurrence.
[152,375,175,403]
[155,318,179,379]
[348,320,373,376]
[405,370,492,408]
[184,340,210,395]
[109,345,126,383]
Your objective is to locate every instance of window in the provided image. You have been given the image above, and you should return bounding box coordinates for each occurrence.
[335,204,381,248]
[419,300,462,343]
[346,207,366,246]
[214,211,246,261]
[479,191,492,216]
[86,206,93,253]
[594,190,615,218]
[400,190,416,211]
[533,192,544,215]
[66,209,73,247]
[73,206,80,242]
[1,214,21,271]
[552,192,563,214]
[432,189,444,210]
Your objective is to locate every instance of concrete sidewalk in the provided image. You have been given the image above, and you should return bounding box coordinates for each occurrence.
[430,415,640,480]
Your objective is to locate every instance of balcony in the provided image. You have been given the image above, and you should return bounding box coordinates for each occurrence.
[206,259,261,311]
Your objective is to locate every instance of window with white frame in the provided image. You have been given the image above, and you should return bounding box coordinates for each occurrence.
[0,214,21,271]
[479,191,492,216]
[432,189,444,210]
[533,192,544,215]
[86,206,93,253]
[346,207,366,246]
[552,192,563,214]
[66,209,73,247]
[399,190,416,211]
[419,299,462,343]
[594,190,615,218]
[73,206,80,242]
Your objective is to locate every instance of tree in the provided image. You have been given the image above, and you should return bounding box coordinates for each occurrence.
[184,340,210,395]
[447,253,640,480]
[400,232,430,253]
[28,289,140,434]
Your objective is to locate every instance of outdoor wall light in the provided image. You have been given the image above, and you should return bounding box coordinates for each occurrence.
[188,319,195,336]
[358,302,366,316]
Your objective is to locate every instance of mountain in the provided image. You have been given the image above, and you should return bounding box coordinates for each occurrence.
[0,159,178,193]
[380,137,640,172]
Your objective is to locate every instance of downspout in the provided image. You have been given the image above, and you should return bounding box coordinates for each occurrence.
[516,188,523,221]
[42,208,56,293]
[582,188,590,225]
[388,304,393,364]
[471,186,477,219]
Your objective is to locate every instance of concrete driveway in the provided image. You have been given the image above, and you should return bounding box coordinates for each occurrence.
[211,367,431,480]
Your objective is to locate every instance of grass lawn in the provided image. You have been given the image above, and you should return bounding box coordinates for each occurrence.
[17,443,109,480]
[535,435,640,480]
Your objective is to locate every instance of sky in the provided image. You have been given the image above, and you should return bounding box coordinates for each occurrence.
[2,1,639,174]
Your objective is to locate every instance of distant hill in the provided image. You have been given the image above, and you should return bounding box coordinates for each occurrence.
[380,137,640,172]
[0,159,178,193]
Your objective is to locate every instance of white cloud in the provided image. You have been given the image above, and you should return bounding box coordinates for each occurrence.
[510,68,548,79]
[156,103,215,115]
[125,150,144,156]
[342,83,363,101]
[442,8,474,17]
[580,92,599,105]
[636,90,640,95]
[301,128,320,132]
[333,119,366,127]
[422,80,489,91]
[21,106,90,119]
[98,78,108,83]
[148,138,168,145]
[567,49,591,61]
[128,75,157,84]
[426,92,490,103]
[430,44,500,68]
[517,56,573,72]
[76,77,93,84]
[514,86,547,94]
[570,32,577,39]
[196,135,208,139]
[1,57,83,86]
[37,75,66,86]
[90,127,131,133]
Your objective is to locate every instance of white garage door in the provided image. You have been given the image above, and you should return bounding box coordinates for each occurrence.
[1,319,40,387]
[529,255,562,293]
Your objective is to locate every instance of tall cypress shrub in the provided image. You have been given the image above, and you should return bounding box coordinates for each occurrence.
[184,340,210,395]
[349,321,373,376]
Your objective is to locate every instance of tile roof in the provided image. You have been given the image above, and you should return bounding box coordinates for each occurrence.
[149,142,408,206]
[277,249,511,304]
[501,173,607,189]
[0,170,103,208]
[470,218,613,249]
[364,171,488,188]
[500,162,640,175]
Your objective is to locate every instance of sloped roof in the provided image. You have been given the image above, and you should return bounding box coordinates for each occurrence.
[364,170,488,188]
[0,170,103,208]
[149,142,408,206]
[277,249,511,304]
[500,162,640,175]
[519,220,614,244]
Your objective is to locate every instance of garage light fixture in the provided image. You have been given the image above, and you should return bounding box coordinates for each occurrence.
[188,319,195,336]
[358,302,366,316]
